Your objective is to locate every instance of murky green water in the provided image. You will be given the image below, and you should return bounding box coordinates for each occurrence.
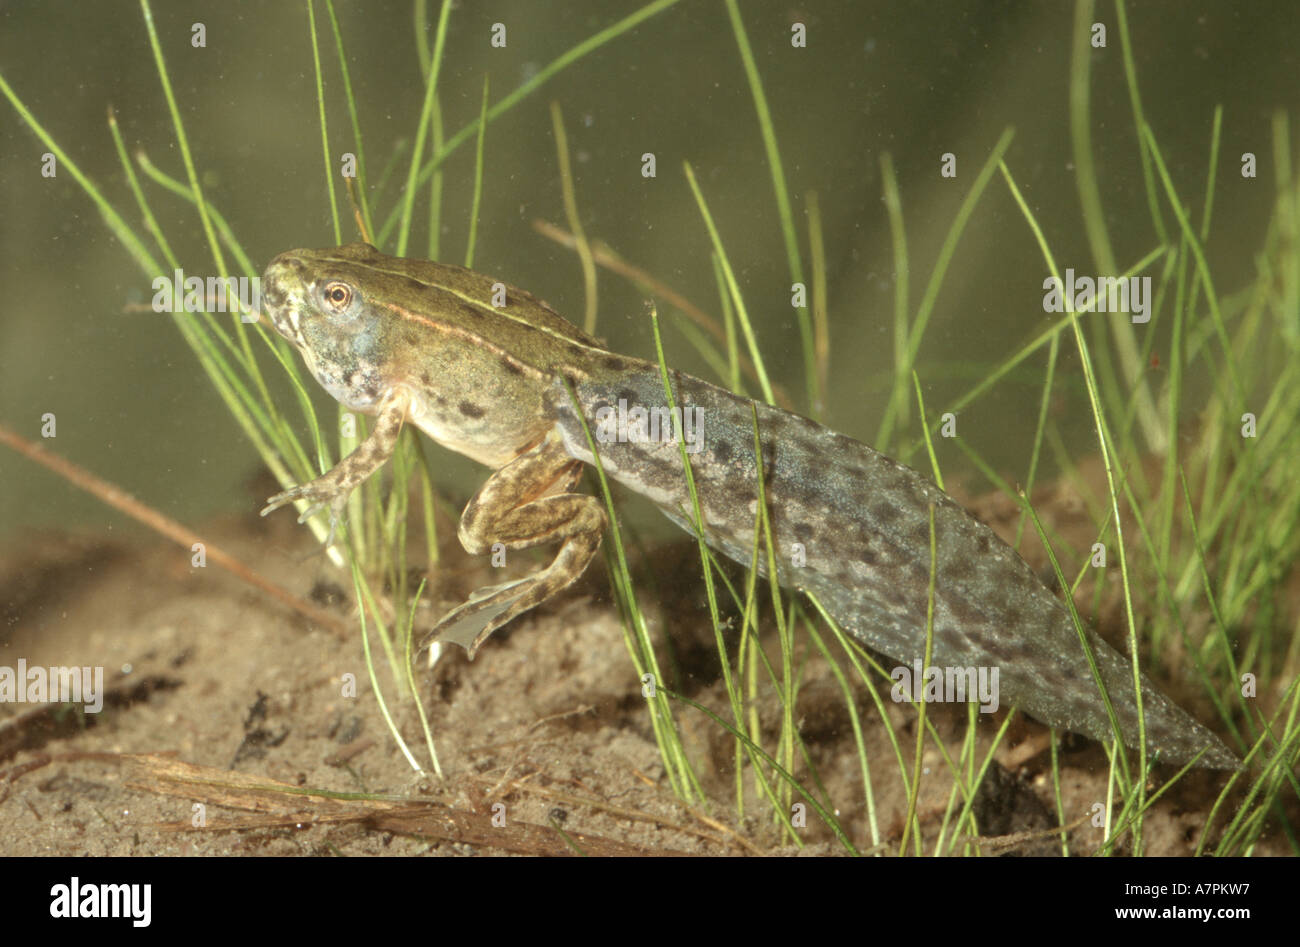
[1,0,1295,537]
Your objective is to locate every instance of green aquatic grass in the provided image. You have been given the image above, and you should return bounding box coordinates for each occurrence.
[375,0,686,249]
[561,372,705,804]
[0,0,693,779]
[723,0,815,413]
[671,134,1022,850]
[899,503,939,857]
[550,102,599,336]
[548,14,1297,850]
[875,128,1016,458]
[646,7,1297,855]
[1000,158,1150,837]
[683,161,777,405]
[646,307,806,833]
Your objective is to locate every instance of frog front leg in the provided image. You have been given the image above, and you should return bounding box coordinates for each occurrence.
[261,386,412,541]
[421,430,606,658]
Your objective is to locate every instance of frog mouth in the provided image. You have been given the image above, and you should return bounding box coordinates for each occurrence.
[260,257,308,349]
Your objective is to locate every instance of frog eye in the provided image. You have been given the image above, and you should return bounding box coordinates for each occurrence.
[321,281,355,312]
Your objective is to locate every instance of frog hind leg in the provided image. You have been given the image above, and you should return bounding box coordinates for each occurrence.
[421,431,605,658]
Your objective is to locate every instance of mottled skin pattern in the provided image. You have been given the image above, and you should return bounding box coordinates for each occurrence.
[554,369,1238,769]
[261,243,1237,770]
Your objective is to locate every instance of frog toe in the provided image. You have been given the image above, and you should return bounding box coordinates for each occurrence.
[260,491,295,516]
[295,501,327,524]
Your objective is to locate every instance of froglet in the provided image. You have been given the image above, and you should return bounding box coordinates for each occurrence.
[259,242,1238,770]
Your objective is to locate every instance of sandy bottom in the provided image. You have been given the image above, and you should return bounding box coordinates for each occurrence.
[0,472,1269,856]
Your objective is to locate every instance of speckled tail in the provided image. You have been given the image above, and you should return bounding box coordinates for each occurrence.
[554,367,1238,769]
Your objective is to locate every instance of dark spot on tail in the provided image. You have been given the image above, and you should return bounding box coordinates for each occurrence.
[946,556,975,582]
[458,401,486,419]
[872,503,901,525]
[799,440,827,464]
